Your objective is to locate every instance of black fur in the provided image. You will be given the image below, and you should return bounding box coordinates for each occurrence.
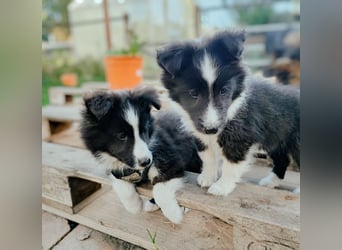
[157,30,247,134]
[157,30,300,181]
[218,81,300,178]
[149,112,202,184]
[80,87,202,185]
[81,88,159,168]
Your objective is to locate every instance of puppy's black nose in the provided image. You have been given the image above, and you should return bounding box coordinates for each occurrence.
[205,128,218,134]
[138,158,151,167]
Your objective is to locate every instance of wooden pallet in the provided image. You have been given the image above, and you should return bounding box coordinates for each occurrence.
[48,87,87,106]
[42,105,82,140]
[43,133,299,250]
[48,81,163,106]
[42,103,300,249]
[48,83,111,106]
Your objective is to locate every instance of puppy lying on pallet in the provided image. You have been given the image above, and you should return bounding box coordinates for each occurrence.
[80,87,202,224]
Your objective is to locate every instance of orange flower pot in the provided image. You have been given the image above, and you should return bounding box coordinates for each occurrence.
[105,56,143,90]
[60,73,78,87]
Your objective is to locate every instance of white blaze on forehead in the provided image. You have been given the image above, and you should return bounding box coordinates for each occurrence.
[124,104,152,165]
[202,102,219,129]
[199,52,218,86]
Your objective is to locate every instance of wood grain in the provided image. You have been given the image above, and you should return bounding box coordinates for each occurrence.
[43,142,300,249]
[44,190,234,250]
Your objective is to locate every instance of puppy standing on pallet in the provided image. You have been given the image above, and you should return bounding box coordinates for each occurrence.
[157,30,300,196]
[80,87,202,224]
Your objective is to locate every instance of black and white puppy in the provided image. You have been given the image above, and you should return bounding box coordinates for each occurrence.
[80,87,202,223]
[157,30,300,196]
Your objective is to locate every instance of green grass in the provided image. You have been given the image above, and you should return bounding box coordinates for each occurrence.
[42,77,60,106]
[146,229,159,250]
[42,51,106,106]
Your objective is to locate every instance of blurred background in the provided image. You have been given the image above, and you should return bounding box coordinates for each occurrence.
[42,0,300,106]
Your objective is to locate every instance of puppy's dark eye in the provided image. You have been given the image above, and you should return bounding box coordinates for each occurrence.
[189,89,199,99]
[220,86,229,96]
[116,132,127,141]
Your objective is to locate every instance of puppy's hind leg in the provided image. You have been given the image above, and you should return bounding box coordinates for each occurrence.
[259,150,290,188]
[152,178,184,224]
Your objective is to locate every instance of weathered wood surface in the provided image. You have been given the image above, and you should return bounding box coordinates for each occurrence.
[42,142,300,249]
[42,118,51,140]
[42,106,82,139]
[48,86,87,105]
[42,106,82,123]
[52,224,146,250]
[48,82,164,106]
[42,211,71,250]
[44,190,233,250]
[81,82,109,90]
[47,123,85,148]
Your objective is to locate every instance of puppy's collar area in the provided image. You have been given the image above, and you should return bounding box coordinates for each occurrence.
[111,167,149,184]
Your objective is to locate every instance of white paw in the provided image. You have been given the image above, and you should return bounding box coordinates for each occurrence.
[258,177,272,186]
[258,172,280,187]
[293,187,300,194]
[208,182,236,196]
[143,199,159,212]
[161,205,183,224]
[124,199,143,214]
[197,172,217,187]
[111,178,143,214]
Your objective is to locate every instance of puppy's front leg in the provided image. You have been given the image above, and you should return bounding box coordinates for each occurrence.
[152,178,184,224]
[197,149,219,187]
[110,174,143,214]
[208,150,253,196]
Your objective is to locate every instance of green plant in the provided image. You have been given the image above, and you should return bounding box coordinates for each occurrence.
[107,30,144,56]
[42,51,106,106]
[146,229,159,250]
[237,5,274,25]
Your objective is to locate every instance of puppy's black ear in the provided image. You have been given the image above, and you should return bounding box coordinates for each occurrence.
[157,43,194,78]
[209,30,246,61]
[83,92,113,120]
[133,87,161,110]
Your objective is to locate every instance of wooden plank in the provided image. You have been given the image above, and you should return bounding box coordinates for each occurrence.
[53,224,145,250]
[42,165,74,207]
[81,82,109,90]
[42,118,51,140]
[81,81,162,90]
[244,162,300,191]
[44,190,234,250]
[138,177,300,250]
[42,211,71,250]
[42,106,82,123]
[48,86,86,105]
[47,128,300,189]
[47,123,85,148]
[42,142,299,249]
[43,146,110,214]
[43,142,111,185]
[42,106,82,139]
[43,184,110,215]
